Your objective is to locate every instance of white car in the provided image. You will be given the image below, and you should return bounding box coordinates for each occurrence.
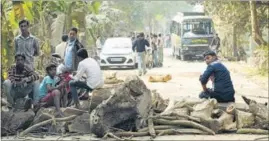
[100,37,137,69]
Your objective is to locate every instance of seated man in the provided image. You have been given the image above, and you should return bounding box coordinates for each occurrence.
[38,64,65,116]
[3,54,39,108]
[69,48,104,108]
[199,51,235,102]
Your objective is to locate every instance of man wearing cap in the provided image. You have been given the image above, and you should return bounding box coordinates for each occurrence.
[199,51,235,102]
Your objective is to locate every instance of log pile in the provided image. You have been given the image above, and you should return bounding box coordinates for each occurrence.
[1,74,269,139]
[104,72,124,85]
[149,74,172,83]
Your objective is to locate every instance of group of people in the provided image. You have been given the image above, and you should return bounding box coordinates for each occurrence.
[3,19,104,116]
[131,32,165,76]
[3,19,236,117]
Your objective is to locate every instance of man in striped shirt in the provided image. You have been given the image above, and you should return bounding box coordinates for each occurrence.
[3,54,39,107]
[14,19,40,104]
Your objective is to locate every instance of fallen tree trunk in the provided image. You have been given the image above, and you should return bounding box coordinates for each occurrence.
[138,125,179,132]
[90,75,152,137]
[191,99,218,120]
[242,96,268,121]
[152,90,168,113]
[20,115,77,137]
[236,128,269,134]
[152,113,201,123]
[80,87,114,111]
[115,129,206,137]
[148,109,156,138]
[235,110,255,129]
[153,119,215,135]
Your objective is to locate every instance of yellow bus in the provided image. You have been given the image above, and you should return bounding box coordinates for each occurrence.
[170,12,215,60]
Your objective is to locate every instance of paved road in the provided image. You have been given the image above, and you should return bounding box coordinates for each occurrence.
[104,48,268,104]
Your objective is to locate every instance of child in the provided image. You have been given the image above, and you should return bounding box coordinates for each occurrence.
[38,64,65,117]
[57,67,73,107]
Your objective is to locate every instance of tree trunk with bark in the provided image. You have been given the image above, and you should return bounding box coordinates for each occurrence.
[249,1,268,45]
[90,75,152,137]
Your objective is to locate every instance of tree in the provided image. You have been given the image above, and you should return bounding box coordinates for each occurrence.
[249,1,268,46]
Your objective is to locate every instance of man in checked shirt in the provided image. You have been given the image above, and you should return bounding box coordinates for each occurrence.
[13,19,40,104]
[3,54,39,108]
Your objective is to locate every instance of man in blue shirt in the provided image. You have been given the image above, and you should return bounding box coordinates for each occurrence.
[64,27,84,71]
[199,51,235,102]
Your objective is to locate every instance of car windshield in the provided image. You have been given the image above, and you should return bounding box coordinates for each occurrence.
[182,19,213,35]
[104,38,132,49]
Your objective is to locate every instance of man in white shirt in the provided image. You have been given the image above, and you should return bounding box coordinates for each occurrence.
[55,35,68,59]
[69,48,104,108]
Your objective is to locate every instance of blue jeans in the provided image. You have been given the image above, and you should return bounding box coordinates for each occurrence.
[199,88,235,103]
[69,80,93,104]
[137,52,146,75]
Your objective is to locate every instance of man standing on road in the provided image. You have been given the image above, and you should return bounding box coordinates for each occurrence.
[210,34,220,54]
[152,34,159,68]
[14,19,40,104]
[157,33,164,67]
[199,51,235,102]
[55,34,68,59]
[132,32,150,76]
[64,27,84,71]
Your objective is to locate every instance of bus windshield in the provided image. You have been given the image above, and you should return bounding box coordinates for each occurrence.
[182,20,213,36]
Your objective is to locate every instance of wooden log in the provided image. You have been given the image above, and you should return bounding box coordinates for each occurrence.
[156,129,206,136]
[191,99,218,120]
[173,98,206,108]
[200,119,221,133]
[115,129,206,137]
[154,113,201,123]
[90,75,152,137]
[138,125,178,132]
[226,104,236,115]
[161,99,175,115]
[235,110,255,129]
[236,128,269,134]
[104,78,124,84]
[212,109,224,118]
[115,131,149,137]
[253,117,269,130]
[20,115,77,136]
[218,102,249,112]
[217,112,236,131]
[79,87,114,112]
[153,119,215,135]
[148,109,156,138]
[148,74,172,83]
[152,90,168,113]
